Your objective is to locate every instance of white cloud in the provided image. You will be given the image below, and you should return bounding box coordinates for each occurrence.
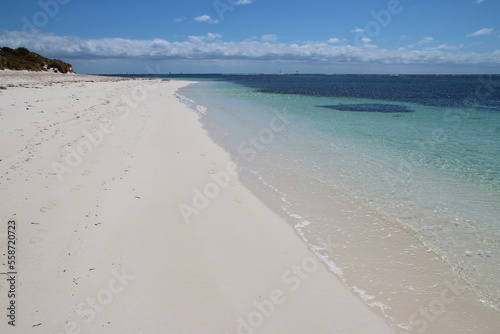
[466,28,493,37]
[188,33,222,43]
[1,30,499,70]
[262,34,277,42]
[207,33,223,40]
[422,43,465,52]
[351,28,364,33]
[194,15,210,22]
[188,35,205,43]
[233,0,253,4]
[174,16,186,23]
[474,0,486,4]
[360,37,372,43]
[417,36,435,45]
[400,36,435,50]
[435,44,458,50]
[194,15,219,24]
[327,38,341,44]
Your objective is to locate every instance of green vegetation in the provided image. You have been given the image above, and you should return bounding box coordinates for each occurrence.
[0,47,74,73]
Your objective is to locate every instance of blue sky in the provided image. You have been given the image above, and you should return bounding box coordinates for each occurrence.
[1,0,499,74]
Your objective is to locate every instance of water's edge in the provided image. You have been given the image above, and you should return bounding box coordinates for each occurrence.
[176,81,500,332]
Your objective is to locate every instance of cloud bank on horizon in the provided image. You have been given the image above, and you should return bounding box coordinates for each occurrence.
[0,0,499,74]
[2,30,499,68]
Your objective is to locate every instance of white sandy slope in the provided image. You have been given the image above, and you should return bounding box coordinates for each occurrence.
[0,71,396,333]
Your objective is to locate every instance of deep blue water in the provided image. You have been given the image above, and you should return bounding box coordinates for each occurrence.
[133,73,500,109]
[226,74,500,110]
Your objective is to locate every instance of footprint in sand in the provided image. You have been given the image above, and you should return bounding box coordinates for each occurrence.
[70,185,83,192]
[30,230,48,244]
[81,170,91,177]
[40,202,57,212]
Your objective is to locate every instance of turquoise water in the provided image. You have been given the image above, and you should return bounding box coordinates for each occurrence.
[178,79,500,316]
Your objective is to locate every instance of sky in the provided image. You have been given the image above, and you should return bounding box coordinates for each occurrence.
[1,0,499,74]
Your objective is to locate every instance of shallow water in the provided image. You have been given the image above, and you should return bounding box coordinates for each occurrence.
[176,75,500,329]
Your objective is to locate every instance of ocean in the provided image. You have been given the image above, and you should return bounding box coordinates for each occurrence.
[172,74,500,328]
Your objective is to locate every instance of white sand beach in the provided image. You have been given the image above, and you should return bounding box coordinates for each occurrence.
[0,71,397,333]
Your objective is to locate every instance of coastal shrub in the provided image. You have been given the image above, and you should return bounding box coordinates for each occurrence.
[1,47,15,54]
[15,47,30,56]
[0,46,73,73]
[47,59,73,73]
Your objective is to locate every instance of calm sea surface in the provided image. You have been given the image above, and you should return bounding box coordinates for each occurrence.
[174,74,500,318]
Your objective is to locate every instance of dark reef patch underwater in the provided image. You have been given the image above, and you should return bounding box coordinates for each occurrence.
[317,103,414,113]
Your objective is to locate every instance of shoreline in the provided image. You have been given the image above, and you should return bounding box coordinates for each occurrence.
[0,72,396,333]
[178,79,500,333]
